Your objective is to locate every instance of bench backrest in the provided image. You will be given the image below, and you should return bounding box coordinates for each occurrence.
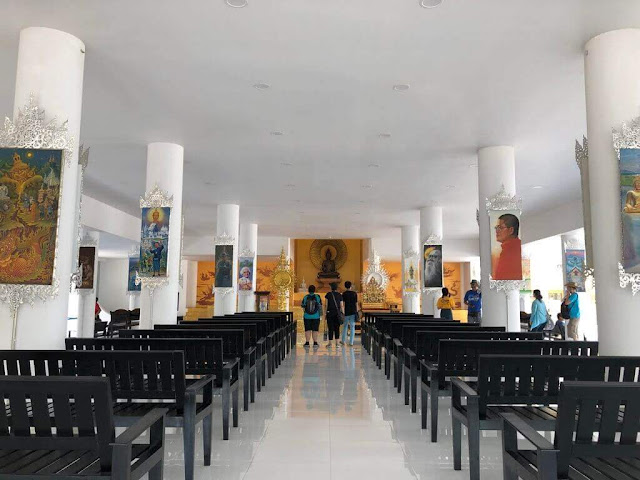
[379,318,457,335]
[132,325,256,349]
[400,325,505,351]
[171,321,268,340]
[554,382,640,477]
[477,355,640,415]
[0,349,186,407]
[193,317,277,334]
[417,331,543,363]
[0,376,116,472]
[436,340,599,388]
[65,337,223,380]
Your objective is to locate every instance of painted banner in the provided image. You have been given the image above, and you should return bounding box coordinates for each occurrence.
[78,246,96,289]
[565,249,586,293]
[423,244,443,288]
[139,206,170,277]
[489,210,523,280]
[238,256,254,291]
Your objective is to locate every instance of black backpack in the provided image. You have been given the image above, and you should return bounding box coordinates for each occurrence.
[304,294,319,315]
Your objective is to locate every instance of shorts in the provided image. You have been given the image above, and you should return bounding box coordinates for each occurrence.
[304,318,320,332]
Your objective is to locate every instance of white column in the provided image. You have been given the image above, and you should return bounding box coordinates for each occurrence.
[238,223,258,312]
[139,143,184,328]
[177,259,189,316]
[186,260,198,308]
[0,28,85,349]
[214,204,240,316]
[478,146,520,331]
[420,206,443,315]
[77,231,100,337]
[401,225,421,313]
[584,29,640,354]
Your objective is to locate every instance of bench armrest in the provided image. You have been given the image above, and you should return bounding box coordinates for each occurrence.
[244,346,256,366]
[500,413,555,451]
[185,374,215,396]
[113,408,168,446]
[404,348,415,367]
[450,377,478,397]
[223,357,240,384]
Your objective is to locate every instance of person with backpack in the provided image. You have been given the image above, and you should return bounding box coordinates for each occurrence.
[302,285,322,347]
[325,282,344,348]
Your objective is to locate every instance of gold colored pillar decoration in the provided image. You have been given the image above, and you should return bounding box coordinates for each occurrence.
[271,247,295,311]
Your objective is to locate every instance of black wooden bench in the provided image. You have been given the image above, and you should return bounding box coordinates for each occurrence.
[421,339,598,443]
[126,327,259,411]
[0,350,212,480]
[232,312,295,357]
[402,331,542,414]
[452,355,640,480]
[0,375,167,479]
[502,381,640,480]
[65,337,240,441]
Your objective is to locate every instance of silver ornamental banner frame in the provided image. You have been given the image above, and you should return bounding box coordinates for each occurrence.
[0,95,74,349]
[361,249,390,291]
[574,136,595,284]
[421,233,443,295]
[238,247,256,296]
[613,116,640,294]
[135,184,174,321]
[485,184,525,293]
[402,248,420,299]
[70,144,90,291]
[214,233,237,298]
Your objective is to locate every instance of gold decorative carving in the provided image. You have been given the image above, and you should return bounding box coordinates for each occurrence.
[309,239,348,271]
[362,277,386,304]
[271,248,296,311]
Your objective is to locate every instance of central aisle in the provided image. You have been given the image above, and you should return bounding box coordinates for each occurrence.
[166,343,504,479]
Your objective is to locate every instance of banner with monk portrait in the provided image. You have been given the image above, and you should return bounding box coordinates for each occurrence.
[489,210,523,280]
[620,148,640,273]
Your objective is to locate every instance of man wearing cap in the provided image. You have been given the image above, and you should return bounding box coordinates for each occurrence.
[563,282,580,340]
[464,280,482,324]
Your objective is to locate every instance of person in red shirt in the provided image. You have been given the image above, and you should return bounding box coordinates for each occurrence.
[493,213,522,280]
[95,297,102,320]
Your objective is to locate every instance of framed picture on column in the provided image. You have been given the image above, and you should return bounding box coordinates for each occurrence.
[238,256,254,291]
[619,148,640,273]
[127,256,142,292]
[139,206,171,278]
[423,244,443,288]
[489,210,523,281]
[0,147,64,285]
[564,249,586,292]
[215,244,233,288]
[78,246,95,289]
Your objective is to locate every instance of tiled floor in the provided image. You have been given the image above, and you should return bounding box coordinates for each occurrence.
[163,342,504,479]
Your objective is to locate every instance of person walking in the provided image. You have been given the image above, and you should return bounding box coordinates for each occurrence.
[437,287,455,320]
[341,281,359,346]
[325,283,344,348]
[529,289,547,332]
[301,285,322,347]
[464,280,482,324]
[563,282,581,340]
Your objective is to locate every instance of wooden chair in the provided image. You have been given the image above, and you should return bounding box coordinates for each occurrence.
[0,375,167,479]
[502,381,640,480]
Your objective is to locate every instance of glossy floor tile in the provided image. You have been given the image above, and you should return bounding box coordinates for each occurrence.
[162,342,505,479]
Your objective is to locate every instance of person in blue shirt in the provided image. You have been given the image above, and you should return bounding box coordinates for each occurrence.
[301,285,322,347]
[464,280,482,324]
[563,282,580,340]
[529,289,547,332]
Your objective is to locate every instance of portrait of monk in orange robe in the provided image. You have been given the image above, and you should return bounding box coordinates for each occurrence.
[492,213,522,280]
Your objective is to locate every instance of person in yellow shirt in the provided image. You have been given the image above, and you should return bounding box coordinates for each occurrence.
[437,287,455,320]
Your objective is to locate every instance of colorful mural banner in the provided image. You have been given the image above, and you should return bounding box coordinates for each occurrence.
[238,256,254,291]
[196,261,215,306]
[423,244,443,288]
[215,244,233,288]
[78,246,96,289]
[0,148,63,285]
[620,148,640,273]
[139,206,170,277]
[489,210,523,280]
[127,256,141,292]
[565,249,586,293]
[403,256,419,293]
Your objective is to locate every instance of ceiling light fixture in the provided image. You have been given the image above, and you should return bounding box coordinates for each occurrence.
[361,184,373,189]
[368,163,380,168]
[271,131,283,136]
[532,185,544,189]
[280,162,293,167]
[445,185,455,189]
[285,184,296,188]
[253,83,270,90]
[378,133,392,138]
[393,84,410,92]
[420,0,443,7]
[226,0,248,6]
[469,163,478,168]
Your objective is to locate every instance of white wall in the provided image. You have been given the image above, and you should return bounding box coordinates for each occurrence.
[97,258,130,313]
[82,195,140,242]
[521,199,584,245]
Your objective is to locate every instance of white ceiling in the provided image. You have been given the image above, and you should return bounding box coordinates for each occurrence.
[1,0,639,241]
